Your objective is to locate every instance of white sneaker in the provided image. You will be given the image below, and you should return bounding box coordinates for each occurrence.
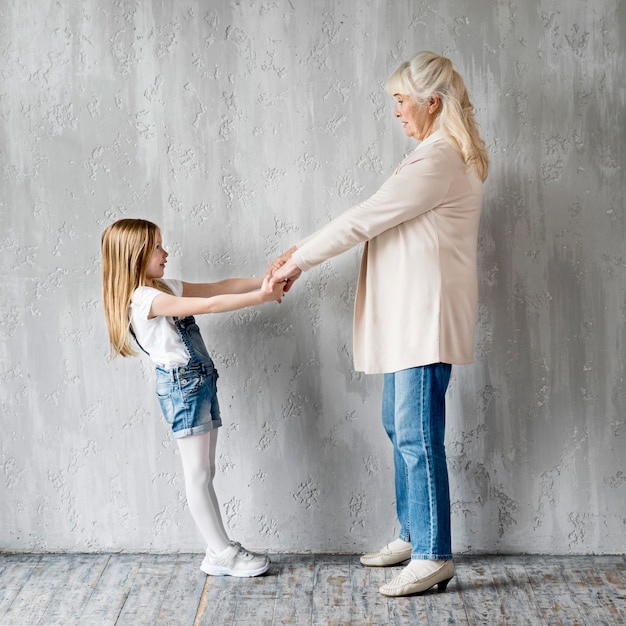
[200,542,270,578]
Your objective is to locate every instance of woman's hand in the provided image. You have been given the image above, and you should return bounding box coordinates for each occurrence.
[267,246,302,291]
[266,245,295,272]
[260,274,286,303]
[269,258,302,291]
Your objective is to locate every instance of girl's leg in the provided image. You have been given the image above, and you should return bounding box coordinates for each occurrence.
[176,431,230,554]
[206,429,228,541]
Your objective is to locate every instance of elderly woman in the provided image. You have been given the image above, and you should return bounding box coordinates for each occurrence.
[269,51,489,597]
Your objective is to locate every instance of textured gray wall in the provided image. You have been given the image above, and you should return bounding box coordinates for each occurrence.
[1,0,624,554]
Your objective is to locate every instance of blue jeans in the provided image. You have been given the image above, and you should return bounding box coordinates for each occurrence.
[382,363,452,560]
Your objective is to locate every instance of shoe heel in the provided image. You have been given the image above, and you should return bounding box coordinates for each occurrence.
[437,577,453,593]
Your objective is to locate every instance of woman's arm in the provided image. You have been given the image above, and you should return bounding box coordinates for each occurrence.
[149,276,284,318]
[289,147,453,273]
[182,277,263,298]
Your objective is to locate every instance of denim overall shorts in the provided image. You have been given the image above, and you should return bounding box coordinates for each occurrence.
[152,316,222,438]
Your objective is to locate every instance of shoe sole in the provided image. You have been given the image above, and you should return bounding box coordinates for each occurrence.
[201,559,270,578]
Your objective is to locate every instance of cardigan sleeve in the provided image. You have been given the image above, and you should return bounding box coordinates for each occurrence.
[292,142,455,272]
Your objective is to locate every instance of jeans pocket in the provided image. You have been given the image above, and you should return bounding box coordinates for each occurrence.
[156,383,175,425]
[178,371,206,398]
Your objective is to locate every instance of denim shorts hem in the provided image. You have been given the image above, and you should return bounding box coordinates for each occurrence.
[171,418,222,439]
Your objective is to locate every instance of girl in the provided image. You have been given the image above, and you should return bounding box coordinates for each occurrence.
[101,218,285,577]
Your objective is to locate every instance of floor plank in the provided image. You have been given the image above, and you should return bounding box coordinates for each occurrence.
[0,554,79,625]
[524,558,588,625]
[348,555,391,626]
[589,555,626,624]
[155,554,205,626]
[487,557,543,625]
[311,555,352,625]
[38,554,111,626]
[114,555,182,626]
[0,553,624,626]
[0,554,42,619]
[77,554,143,624]
[454,559,501,625]
[266,554,315,625]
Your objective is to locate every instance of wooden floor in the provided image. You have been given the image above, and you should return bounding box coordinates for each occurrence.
[0,553,624,625]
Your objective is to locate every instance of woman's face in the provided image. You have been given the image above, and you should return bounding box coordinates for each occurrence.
[393,94,439,141]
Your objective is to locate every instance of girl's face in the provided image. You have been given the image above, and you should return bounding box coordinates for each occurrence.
[145,230,168,283]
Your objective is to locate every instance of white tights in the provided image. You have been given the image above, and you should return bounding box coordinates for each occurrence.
[176,431,230,554]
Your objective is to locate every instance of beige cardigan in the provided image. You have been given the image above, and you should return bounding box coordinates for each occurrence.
[292,131,483,374]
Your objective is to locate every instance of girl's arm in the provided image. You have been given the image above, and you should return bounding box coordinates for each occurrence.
[149,276,284,319]
[182,277,263,298]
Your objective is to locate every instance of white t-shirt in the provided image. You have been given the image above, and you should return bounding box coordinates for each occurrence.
[129,278,190,368]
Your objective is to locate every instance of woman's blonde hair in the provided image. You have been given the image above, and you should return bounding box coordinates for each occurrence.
[101,218,172,358]
[386,51,489,182]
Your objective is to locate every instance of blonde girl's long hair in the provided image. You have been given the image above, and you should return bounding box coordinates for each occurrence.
[386,51,489,182]
[101,218,172,358]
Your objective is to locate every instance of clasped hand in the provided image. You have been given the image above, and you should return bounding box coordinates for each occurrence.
[266,246,302,294]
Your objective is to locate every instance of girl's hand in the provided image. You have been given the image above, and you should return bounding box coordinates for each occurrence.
[261,274,286,303]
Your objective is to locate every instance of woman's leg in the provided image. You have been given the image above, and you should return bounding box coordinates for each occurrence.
[360,373,416,567]
[393,364,452,560]
[176,430,230,554]
[382,373,410,541]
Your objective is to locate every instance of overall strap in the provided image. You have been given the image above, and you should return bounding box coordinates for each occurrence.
[129,324,150,356]
[173,315,213,366]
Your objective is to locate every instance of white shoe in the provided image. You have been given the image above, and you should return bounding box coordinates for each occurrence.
[360,542,413,567]
[379,560,455,597]
[200,542,270,577]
